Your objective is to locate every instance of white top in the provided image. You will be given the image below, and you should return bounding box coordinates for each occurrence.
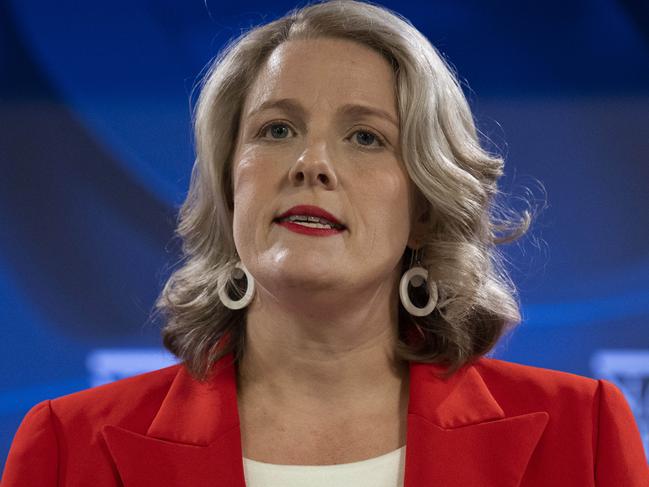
[243,446,406,487]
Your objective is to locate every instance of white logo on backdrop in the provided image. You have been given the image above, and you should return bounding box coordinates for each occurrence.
[85,348,179,387]
[590,350,649,462]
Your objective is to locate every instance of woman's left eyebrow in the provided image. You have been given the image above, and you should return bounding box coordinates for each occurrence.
[246,97,399,129]
[338,103,399,129]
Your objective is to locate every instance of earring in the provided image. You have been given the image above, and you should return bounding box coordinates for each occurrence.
[399,247,438,316]
[217,260,255,310]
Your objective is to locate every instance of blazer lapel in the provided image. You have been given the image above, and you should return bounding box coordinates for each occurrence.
[102,353,246,487]
[102,352,549,487]
[404,360,549,487]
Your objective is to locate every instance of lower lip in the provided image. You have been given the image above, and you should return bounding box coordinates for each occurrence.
[275,220,345,236]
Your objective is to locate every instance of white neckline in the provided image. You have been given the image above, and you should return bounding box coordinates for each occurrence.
[243,445,406,470]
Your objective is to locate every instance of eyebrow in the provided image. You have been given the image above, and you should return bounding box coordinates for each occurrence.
[245,97,399,129]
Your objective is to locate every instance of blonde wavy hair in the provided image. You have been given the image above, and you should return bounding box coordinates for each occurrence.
[152,0,536,382]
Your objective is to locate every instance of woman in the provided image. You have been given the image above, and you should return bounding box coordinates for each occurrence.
[3,0,648,485]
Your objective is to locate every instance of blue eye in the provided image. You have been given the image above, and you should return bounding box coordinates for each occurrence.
[354,130,384,148]
[258,122,386,149]
[355,130,380,145]
[260,122,292,139]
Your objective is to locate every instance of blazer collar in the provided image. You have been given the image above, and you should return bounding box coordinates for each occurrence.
[102,352,549,486]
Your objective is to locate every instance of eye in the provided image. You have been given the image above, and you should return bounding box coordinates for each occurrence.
[258,122,294,140]
[257,122,386,149]
[351,129,385,149]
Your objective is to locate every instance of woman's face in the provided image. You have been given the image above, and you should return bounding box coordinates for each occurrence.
[231,37,418,301]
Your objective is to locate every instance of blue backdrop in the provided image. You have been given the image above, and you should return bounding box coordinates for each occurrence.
[1,0,648,467]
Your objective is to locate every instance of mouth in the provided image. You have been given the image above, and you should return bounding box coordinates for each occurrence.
[272,217,347,231]
[274,204,346,230]
[273,219,346,236]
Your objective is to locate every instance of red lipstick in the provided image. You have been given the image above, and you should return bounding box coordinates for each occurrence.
[274,204,346,236]
[275,220,345,236]
[276,205,344,228]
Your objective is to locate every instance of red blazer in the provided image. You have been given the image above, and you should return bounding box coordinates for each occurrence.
[3,352,648,486]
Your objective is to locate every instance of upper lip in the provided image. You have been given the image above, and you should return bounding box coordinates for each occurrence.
[275,205,346,228]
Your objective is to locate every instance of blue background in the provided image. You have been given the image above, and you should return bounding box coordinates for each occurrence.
[1,0,648,467]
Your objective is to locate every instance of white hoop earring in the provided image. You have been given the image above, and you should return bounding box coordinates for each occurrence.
[217,260,255,310]
[399,247,438,316]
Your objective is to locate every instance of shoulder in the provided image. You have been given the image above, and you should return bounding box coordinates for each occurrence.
[46,362,182,433]
[2,363,185,484]
[472,355,599,389]
[470,356,602,414]
[469,358,649,481]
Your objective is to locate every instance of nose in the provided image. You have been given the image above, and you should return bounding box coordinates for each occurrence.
[288,141,338,188]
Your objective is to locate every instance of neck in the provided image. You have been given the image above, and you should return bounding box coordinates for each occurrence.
[235,278,409,419]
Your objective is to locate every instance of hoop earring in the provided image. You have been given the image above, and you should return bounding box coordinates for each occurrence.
[217,260,255,310]
[399,247,438,316]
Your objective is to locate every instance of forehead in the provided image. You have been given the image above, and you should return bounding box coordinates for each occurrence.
[243,38,398,117]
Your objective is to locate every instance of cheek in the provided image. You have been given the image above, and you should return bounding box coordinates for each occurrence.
[232,150,270,228]
[368,170,412,230]
[232,148,258,197]
[232,148,274,205]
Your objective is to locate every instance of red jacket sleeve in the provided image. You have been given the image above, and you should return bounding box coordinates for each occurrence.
[595,379,649,486]
[1,399,59,486]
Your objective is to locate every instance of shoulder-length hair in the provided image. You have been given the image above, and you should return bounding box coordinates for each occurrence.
[152,0,535,382]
